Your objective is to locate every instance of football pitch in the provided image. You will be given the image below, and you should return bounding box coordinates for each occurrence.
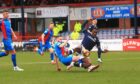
[0,51,140,84]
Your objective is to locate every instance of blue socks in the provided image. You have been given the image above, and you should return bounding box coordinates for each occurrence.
[0,52,17,67]
[0,52,7,57]
[50,53,54,61]
[11,54,17,67]
[38,49,43,55]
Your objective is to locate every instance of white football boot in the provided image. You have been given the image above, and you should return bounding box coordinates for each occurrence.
[14,66,24,71]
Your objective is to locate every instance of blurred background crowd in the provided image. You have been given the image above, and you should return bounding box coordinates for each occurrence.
[0,0,122,7]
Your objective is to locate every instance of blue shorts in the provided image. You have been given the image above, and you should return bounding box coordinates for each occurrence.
[60,55,73,66]
[39,42,52,51]
[3,39,14,51]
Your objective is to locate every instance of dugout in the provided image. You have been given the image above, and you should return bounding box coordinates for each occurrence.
[35,6,70,36]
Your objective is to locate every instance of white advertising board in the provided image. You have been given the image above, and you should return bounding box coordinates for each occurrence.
[0,39,123,51]
[36,6,69,18]
[70,7,91,20]
[68,39,123,51]
[0,13,28,18]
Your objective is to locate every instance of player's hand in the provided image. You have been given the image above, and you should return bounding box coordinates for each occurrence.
[57,68,61,71]
[102,49,109,53]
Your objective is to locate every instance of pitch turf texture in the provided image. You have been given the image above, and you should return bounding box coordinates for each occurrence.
[0,51,140,84]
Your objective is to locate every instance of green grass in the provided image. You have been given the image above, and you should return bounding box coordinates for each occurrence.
[0,51,140,84]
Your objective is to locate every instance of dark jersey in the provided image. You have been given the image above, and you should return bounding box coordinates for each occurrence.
[81,30,100,51]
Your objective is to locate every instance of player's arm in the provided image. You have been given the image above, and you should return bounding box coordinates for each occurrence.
[55,55,61,71]
[42,29,48,45]
[59,41,68,47]
[59,36,69,48]
[81,20,88,30]
[11,28,17,39]
[41,34,45,45]
[82,17,92,30]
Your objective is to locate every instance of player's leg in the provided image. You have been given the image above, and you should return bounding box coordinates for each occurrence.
[66,55,81,70]
[81,45,90,57]
[0,43,9,57]
[82,57,99,72]
[73,46,82,54]
[9,50,17,67]
[34,42,44,56]
[48,48,55,64]
[7,42,24,71]
[97,48,103,63]
[8,50,23,71]
[73,60,83,68]
[72,45,90,57]
[0,51,9,57]
[47,42,55,64]
[66,46,90,69]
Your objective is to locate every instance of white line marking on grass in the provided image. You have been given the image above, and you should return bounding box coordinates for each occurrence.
[104,57,140,61]
[0,62,51,66]
[21,62,51,65]
[1,57,140,66]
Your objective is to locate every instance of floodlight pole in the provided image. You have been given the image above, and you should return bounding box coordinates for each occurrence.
[134,0,138,38]
[20,0,25,38]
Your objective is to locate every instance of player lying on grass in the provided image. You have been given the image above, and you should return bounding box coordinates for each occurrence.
[34,22,55,64]
[0,9,24,71]
[54,36,99,72]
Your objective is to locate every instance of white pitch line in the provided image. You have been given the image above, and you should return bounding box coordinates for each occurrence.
[1,57,140,66]
[104,57,140,61]
[0,62,51,66]
[20,62,51,65]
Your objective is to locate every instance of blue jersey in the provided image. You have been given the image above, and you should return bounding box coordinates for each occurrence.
[38,29,53,43]
[82,30,100,51]
[54,42,64,59]
[0,19,14,51]
[0,19,12,41]
[54,42,73,66]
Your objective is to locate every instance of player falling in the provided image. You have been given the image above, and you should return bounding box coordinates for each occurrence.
[65,19,108,70]
[0,9,24,71]
[54,36,99,72]
[34,22,55,64]
[71,18,108,63]
[82,18,107,62]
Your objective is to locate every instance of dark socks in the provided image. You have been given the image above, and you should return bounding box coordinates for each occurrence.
[50,53,54,61]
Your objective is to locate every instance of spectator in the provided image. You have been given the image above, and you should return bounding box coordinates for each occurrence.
[74,21,82,32]
[56,22,64,33]
[4,0,12,6]
[70,30,80,40]
[40,0,48,5]
[53,25,60,37]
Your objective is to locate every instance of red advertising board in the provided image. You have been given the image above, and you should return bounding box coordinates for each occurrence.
[123,39,140,51]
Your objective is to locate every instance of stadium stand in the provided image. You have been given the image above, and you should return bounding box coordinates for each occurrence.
[0,0,131,6]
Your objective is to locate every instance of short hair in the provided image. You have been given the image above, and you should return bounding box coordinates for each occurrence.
[2,9,9,13]
[89,18,97,21]
[50,22,54,24]
[92,18,97,20]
